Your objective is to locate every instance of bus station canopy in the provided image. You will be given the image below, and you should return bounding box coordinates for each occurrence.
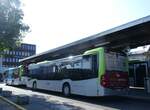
[20,15,150,64]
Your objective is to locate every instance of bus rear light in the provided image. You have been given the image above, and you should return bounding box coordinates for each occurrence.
[101,75,110,88]
[101,80,109,88]
[100,73,129,89]
[116,73,120,78]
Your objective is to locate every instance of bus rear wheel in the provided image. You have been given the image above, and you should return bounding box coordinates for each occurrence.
[62,83,71,97]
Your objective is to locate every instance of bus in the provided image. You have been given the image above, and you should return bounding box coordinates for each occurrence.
[4,66,25,86]
[26,47,129,96]
[4,67,18,85]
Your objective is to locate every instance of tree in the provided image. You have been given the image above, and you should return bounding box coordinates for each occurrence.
[0,0,29,52]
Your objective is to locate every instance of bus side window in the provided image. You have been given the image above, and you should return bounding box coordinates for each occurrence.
[73,60,81,69]
[52,65,56,72]
[92,54,98,75]
[55,65,58,72]
[49,65,53,72]
[82,55,92,70]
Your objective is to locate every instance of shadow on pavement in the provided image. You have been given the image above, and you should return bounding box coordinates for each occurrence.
[33,89,150,110]
[23,94,85,110]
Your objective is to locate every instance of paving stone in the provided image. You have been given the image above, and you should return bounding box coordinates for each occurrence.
[1,90,12,97]
[16,95,30,105]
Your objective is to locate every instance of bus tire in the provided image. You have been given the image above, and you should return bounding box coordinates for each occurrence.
[62,83,71,97]
[32,81,37,90]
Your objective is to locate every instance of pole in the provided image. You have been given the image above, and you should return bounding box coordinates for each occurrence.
[0,55,3,73]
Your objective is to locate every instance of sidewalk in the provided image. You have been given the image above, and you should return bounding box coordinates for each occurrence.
[0,85,26,110]
[0,84,86,110]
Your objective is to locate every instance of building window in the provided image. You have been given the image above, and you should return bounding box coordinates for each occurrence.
[27,52,30,56]
[6,50,9,54]
[13,58,15,62]
[33,46,35,50]
[25,52,27,56]
[16,58,18,62]
[10,51,12,55]
[22,52,24,56]
[13,51,15,55]
[2,58,5,62]
[30,46,32,51]
[19,52,21,56]
[12,58,14,62]
[23,52,24,56]
[16,51,18,55]
[29,45,31,50]
[17,51,19,56]
[8,58,10,62]
[12,58,13,62]
[27,45,29,50]
[25,45,27,49]
[23,45,25,49]
[22,44,24,49]
[9,58,12,62]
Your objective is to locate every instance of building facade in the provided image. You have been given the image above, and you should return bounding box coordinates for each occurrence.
[1,43,36,68]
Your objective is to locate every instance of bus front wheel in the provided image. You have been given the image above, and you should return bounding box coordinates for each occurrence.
[62,83,71,97]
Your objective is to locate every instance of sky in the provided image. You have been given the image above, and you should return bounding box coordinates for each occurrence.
[22,0,150,54]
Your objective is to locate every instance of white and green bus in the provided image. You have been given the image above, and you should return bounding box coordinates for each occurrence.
[4,65,26,86]
[26,47,129,96]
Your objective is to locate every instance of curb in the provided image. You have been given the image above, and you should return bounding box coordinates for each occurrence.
[126,95,150,101]
[0,95,26,110]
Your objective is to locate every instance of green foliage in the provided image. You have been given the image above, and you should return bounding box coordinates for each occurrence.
[0,0,29,52]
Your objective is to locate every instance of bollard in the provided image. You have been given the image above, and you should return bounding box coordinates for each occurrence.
[1,90,12,97]
[0,88,2,93]
[16,95,29,105]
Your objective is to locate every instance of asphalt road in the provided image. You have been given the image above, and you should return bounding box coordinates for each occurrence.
[0,98,17,110]
[1,83,150,110]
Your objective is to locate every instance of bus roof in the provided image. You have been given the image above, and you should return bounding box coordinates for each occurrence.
[83,47,103,55]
